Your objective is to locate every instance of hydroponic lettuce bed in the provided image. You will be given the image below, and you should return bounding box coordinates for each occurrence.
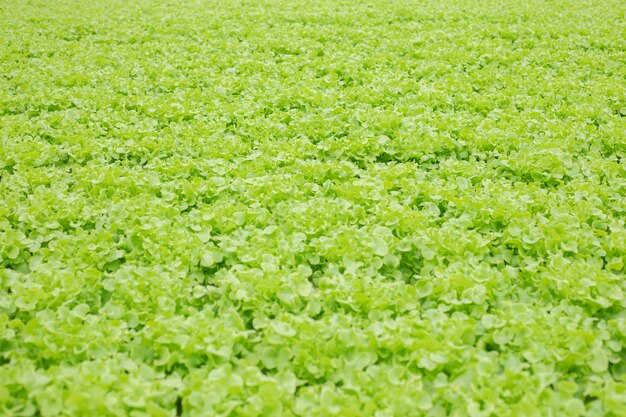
[1,0,626,416]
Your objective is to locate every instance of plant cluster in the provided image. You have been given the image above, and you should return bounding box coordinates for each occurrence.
[1,0,626,416]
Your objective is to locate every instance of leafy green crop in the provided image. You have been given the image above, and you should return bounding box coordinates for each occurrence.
[2,0,626,415]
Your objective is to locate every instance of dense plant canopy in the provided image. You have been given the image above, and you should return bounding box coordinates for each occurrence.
[2,0,626,415]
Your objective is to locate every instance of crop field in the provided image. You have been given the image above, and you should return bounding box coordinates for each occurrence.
[2,0,626,415]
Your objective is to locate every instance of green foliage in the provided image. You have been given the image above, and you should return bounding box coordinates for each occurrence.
[2,0,626,415]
